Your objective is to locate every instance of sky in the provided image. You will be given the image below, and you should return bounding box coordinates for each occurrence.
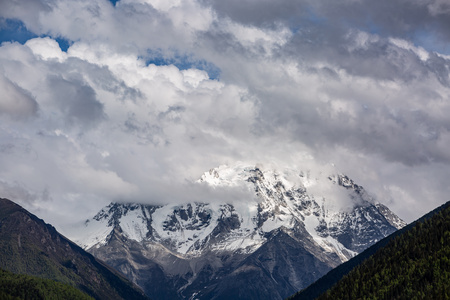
[0,0,450,229]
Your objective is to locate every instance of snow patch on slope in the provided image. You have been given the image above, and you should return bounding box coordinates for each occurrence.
[304,214,356,261]
[73,163,404,263]
[119,208,148,242]
[75,218,111,249]
[152,203,220,254]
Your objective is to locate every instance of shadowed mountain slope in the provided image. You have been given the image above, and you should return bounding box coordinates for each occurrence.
[0,198,149,300]
[75,165,405,299]
[289,200,450,300]
[0,268,94,300]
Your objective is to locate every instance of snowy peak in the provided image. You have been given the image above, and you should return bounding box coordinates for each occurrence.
[152,203,223,254]
[79,203,157,249]
[375,202,407,229]
[72,164,407,300]
[162,203,212,232]
[76,164,404,262]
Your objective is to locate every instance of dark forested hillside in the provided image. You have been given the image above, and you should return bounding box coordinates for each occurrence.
[0,268,93,300]
[290,201,450,300]
[0,198,149,300]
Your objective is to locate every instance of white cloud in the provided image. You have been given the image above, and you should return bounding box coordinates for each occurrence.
[0,0,450,227]
[0,37,261,224]
[25,37,67,62]
[389,38,430,61]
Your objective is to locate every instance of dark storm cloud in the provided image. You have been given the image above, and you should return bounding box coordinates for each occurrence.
[286,31,419,80]
[46,75,106,129]
[205,0,450,49]
[54,57,142,102]
[0,72,38,119]
[314,0,450,44]
[201,0,310,27]
[252,53,450,168]
[214,1,450,170]
[124,112,166,146]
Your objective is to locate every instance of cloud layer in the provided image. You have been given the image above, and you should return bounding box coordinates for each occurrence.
[0,0,449,226]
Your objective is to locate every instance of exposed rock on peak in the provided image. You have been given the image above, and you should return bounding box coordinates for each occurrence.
[74,164,405,300]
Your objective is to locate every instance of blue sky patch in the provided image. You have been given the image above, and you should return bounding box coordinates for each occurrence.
[413,29,450,55]
[145,50,221,80]
[0,18,72,52]
[108,0,119,6]
[0,18,37,45]
[53,37,72,52]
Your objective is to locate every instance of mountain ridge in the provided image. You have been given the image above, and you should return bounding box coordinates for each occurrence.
[74,164,405,299]
[289,200,450,300]
[0,197,149,300]
[78,165,405,256]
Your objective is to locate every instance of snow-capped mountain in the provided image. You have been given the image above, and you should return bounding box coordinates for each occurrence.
[74,164,405,300]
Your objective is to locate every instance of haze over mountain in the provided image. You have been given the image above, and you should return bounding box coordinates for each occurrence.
[1,0,450,232]
[71,164,405,299]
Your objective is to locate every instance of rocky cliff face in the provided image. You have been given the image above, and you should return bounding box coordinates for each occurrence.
[75,164,406,300]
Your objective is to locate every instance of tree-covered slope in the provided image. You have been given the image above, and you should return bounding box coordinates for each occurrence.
[0,268,93,300]
[0,198,149,300]
[289,201,450,300]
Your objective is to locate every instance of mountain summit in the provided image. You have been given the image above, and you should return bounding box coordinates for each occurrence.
[75,164,405,299]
